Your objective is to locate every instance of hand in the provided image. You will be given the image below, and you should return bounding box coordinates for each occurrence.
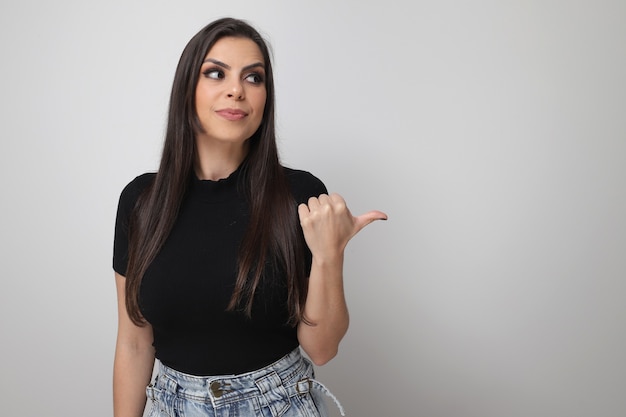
[297,193,387,262]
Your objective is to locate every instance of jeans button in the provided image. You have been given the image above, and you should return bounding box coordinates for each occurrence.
[210,381,223,398]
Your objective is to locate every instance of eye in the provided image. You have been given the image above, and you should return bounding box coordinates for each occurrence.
[244,73,264,84]
[202,68,224,80]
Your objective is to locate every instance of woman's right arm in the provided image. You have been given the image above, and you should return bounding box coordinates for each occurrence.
[113,272,155,417]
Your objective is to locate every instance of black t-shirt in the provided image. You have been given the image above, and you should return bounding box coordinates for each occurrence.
[113,166,327,375]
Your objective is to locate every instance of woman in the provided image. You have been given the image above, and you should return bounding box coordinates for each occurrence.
[113,17,386,417]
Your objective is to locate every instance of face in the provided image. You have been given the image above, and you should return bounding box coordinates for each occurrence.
[195,36,267,147]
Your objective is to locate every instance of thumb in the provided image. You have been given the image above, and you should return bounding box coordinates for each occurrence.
[353,210,388,234]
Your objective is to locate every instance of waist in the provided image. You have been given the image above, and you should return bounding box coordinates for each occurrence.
[152,348,312,404]
[151,330,299,375]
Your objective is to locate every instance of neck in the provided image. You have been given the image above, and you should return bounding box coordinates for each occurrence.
[194,137,249,181]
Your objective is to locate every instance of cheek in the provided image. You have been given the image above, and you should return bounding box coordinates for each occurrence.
[195,84,217,108]
[253,91,267,115]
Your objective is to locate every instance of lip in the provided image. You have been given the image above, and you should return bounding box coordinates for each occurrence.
[216,108,248,121]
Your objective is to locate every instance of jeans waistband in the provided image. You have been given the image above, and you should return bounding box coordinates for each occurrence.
[149,348,345,415]
[159,349,308,400]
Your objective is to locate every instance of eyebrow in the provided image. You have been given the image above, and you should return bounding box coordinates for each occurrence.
[202,58,265,72]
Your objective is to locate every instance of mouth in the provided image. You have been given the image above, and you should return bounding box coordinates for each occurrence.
[216,108,248,121]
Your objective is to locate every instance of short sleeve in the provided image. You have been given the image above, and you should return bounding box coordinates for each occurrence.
[283,168,328,275]
[113,173,155,276]
[284,168,328,205]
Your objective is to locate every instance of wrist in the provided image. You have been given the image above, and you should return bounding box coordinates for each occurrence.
[311,252,344,268]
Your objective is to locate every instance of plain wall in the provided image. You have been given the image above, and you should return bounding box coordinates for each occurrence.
[1,1,625,416]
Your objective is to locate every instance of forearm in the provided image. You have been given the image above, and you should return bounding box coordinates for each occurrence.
[296,192,386,365]
[297,254,349,366]
[113,341,155,417]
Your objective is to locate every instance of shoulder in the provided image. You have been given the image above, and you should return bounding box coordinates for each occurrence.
[283,167,328,204]
[118,172,156,208]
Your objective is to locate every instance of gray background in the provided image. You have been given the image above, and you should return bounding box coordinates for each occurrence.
[1,1,625,416]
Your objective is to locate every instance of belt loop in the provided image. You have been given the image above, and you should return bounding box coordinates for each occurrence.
[146,383,155,401]
[296,377,312,394]
[255,372,290,416]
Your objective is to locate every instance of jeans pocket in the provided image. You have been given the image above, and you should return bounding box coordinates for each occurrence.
[308,388,329,417]
[146,383,179,417]
[309,379,345,417]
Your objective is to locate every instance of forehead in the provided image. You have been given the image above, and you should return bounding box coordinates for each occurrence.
[204,36,264,64]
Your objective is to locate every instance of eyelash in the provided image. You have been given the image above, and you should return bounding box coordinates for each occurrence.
[245,73,264,84]
[201,67,264,85]
[202,68,224,80]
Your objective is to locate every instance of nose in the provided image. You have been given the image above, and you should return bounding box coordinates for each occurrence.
[227,79,244,100]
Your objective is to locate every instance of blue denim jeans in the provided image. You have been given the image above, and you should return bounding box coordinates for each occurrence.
[146,348,344,417]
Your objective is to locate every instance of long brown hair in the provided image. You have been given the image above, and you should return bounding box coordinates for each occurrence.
[125,18,309,327]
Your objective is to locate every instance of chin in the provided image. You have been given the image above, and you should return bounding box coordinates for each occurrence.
[200,128,257,145]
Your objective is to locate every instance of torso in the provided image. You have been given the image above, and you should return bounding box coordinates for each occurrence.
[113,166,326,375]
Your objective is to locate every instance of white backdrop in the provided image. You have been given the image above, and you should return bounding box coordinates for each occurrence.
[1,1,625,416]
